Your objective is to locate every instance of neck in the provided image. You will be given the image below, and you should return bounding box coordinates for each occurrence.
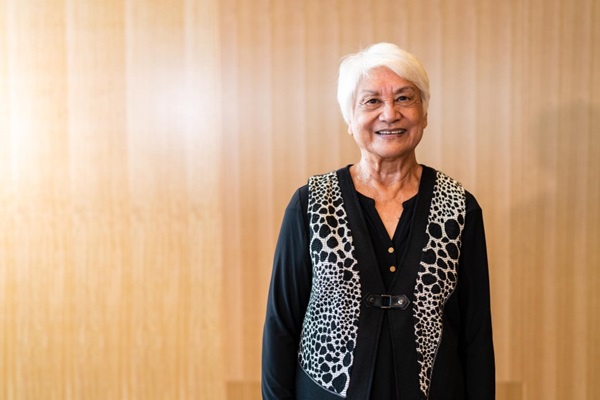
[354,155,421,189]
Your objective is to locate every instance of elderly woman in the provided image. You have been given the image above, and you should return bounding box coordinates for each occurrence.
[262,43,495,400]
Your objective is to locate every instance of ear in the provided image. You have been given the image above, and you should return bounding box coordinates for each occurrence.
[422,113,428,129]
[347,125,353,135]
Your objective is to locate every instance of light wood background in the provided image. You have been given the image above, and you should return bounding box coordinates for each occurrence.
[1,0,599,399]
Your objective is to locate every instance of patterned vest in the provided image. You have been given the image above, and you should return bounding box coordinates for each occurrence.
[298,168,466,399]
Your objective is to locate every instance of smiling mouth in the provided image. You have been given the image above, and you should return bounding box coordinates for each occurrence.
[376,129,407,135]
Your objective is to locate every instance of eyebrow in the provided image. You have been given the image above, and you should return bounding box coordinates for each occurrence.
[358,86,417,96]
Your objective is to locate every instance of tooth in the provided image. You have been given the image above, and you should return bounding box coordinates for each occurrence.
[379,130,405,135]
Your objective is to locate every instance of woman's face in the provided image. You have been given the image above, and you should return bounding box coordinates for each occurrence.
[349,66,427,163]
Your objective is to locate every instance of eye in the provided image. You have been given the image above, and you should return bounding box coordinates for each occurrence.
[396,95,412,103]
[360,98,381,110]
[395,88,420,106]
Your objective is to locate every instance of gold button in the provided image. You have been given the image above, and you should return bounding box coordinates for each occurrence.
[389,266,396,272]
[388,247,394,253]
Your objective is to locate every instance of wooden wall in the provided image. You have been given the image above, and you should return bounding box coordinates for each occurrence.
[1,0,598,399]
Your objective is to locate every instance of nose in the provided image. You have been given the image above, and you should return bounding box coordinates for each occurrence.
[379,100,400,122]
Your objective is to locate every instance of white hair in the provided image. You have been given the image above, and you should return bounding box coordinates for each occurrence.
[337,42,430,125]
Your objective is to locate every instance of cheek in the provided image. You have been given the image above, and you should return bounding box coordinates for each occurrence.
[350,113,371,132]
[406,110,427,129]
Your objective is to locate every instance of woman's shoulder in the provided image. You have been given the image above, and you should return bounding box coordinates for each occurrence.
[286,184,309,212]
[465,190,482,214]
[422,165,482,214]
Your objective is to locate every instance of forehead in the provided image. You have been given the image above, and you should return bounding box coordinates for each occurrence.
[356,67,417,94]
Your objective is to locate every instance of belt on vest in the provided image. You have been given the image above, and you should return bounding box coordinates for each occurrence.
[365,294,410,310]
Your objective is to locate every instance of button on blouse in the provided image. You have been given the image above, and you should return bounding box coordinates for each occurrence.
[356,192,417,290]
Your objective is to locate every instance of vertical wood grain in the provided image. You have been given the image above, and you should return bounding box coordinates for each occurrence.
[3,1,69,399]
[66,2,127,397]
[183,0,226,396]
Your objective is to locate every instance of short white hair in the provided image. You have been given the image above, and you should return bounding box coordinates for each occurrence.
[337,42,430,125]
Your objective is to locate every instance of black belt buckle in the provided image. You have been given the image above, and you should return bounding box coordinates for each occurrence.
[365,294,410,310]
[380,294,393,309]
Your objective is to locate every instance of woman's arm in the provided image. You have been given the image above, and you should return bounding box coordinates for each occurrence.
[459,193,496,399]
[262,187,312,400]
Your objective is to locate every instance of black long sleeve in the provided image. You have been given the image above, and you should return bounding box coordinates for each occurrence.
[262,187,312,399]
[458,195,496,399]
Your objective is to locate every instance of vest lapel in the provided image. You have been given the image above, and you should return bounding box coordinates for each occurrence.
[336,167,387,399]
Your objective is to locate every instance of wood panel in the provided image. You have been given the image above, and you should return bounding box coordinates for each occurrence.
[0,0,599,399]
[497,382,523,400]
[1,0,225,399]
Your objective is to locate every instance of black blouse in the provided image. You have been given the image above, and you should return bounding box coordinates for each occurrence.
[357,190,417,399]
[262,165,495,400]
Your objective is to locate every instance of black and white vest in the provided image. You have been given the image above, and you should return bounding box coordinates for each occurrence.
[297,166,466,399]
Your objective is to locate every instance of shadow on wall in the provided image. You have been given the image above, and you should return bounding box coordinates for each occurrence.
[507,99,599,398]
[514,99,598,249]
